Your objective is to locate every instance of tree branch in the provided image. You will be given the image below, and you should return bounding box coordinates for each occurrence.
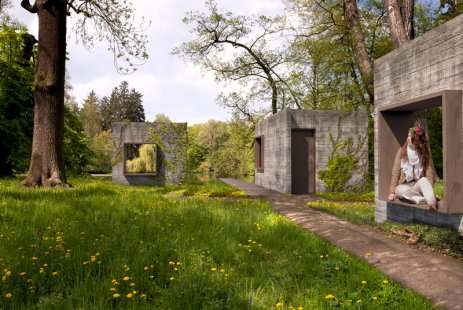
[20,0,37,13]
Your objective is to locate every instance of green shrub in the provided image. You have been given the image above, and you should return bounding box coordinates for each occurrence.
[319,152,358,192]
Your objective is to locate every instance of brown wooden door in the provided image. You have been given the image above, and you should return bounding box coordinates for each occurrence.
[291,129,315,194]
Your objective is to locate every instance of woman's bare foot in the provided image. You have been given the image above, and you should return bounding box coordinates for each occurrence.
[428,203,438,211]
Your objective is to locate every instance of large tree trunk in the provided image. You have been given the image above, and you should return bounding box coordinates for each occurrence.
[344,0,374,104]
[21,0,68,187]
[386,0,414,48]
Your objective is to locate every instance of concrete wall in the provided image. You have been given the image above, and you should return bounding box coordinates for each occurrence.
[112,122,187,185]
[255,109,292,193]
[255,109,368,194]
[374,14,463,233]
[375,14,463,105]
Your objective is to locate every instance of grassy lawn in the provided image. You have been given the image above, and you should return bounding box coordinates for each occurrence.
[0,177,434,309]
[311,191,463,260]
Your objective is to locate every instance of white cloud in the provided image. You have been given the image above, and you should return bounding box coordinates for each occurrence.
[9,0,284,125]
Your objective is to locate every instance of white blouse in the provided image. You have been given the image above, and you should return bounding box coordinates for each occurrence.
[400,145,423,182]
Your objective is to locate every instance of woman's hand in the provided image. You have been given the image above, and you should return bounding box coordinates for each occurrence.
[388,193,396,201]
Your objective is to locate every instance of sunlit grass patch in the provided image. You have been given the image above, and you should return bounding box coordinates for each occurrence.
[0,177,434,309]
[308,198,375,225]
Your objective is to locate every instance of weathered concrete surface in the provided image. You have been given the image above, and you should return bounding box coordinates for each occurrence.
[374,13,463,231]
[221,178,463,310]
[254,109,368,194]
[112,122,187,185]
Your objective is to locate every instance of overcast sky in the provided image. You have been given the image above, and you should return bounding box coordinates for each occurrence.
[10,1,285,124]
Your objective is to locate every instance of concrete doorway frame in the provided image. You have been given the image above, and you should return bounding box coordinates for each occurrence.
[377,90,463,214]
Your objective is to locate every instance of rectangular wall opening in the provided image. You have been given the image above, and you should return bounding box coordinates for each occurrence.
[378,90,462,214]
[124,143,157,175]
[255,136,264,173]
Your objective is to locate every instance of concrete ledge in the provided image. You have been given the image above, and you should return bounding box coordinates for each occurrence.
[376,200,463,232]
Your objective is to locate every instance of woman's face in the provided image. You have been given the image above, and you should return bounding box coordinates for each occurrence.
[407,132,412,146]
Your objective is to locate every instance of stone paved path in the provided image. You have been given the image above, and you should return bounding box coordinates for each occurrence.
[220,178,463,310]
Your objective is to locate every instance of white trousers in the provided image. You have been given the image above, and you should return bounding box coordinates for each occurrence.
[395,177,435,206]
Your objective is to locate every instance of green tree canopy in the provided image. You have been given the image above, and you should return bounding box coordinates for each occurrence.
[0,24,34,176]
[100,81,145,131]
[173,0,301,117]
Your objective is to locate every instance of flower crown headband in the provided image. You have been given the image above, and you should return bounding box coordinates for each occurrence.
[409,127,426,141]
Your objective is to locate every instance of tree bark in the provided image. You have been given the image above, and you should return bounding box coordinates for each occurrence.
[344,0,374,103]
[21,0,68,187]
[386,0,413,48]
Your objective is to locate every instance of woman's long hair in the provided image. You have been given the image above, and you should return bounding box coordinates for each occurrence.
[400,129,430,168]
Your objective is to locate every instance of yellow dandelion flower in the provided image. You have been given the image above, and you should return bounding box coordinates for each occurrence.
[220,269,225,273]
[20,272,26,276]
[149,275,154,279]
[319,255,324,258]
[130,283,136,287]
[111,279,117,284]
[383,280,389,284]
[325,294,335,299]
[52,271,58,276]
[123,276,130,281]
[5,293,12,299]
[335,266,340,271]
[176,262,181,265]
[211,268,217,271]
[127,293,133,298]
[113,293,121,299]
[373,296,378,300]
[91,256,97,263]
[39,268,45,273]
[132,290,137,295]
[144,266,149,271]
[298,307,303,310]
[276,302,283,308]
[169,277,175,281]
[110,288,116,292]
[31,257,38,261]
[168,261,175,265]
[5,270,11,277]
[361,280,367,285]
[140,294,147,299]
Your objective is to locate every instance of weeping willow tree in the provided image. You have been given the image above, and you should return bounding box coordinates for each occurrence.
[126,144,157,173]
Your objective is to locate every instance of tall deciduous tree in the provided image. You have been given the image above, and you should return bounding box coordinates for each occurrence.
[173,0,301,116]
[386,0,414,48]
[284,0,392,110]
[344,0,374,102]
[19,0,148,187]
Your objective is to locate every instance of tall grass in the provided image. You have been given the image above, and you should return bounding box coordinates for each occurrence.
[0,178,434,309]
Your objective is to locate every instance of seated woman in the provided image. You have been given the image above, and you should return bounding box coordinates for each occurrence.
[388,127,437,211]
